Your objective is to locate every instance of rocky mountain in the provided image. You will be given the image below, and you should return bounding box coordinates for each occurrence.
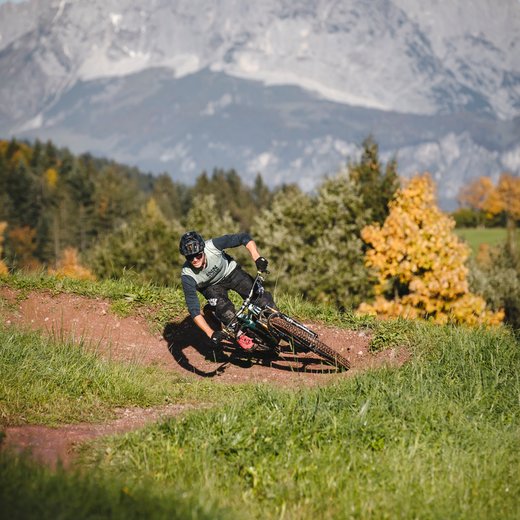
[0,0,519,208]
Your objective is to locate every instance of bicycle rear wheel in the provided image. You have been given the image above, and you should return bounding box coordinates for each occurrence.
[268,315,350,371]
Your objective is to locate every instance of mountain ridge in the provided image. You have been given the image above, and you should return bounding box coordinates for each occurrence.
[0,0,518,208]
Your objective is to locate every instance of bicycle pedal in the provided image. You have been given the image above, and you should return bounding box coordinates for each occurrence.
[237,334,254,350]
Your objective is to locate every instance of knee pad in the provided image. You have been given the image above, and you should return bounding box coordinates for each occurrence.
[216,305,236,325]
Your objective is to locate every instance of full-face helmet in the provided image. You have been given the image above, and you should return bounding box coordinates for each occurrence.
[179,231,205,257]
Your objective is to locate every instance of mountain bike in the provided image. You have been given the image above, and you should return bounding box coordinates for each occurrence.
[214,273,350,371]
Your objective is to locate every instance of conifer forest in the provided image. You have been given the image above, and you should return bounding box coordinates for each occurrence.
[1,137,519,331]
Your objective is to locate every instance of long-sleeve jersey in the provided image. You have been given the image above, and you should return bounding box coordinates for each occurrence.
[181,233,252,318]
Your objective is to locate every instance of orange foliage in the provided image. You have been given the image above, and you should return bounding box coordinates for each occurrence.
[1,141,33,166]
[458,176,494,211]
[49,247,96,281]
[496,173,520,219]
[8,226,40,271]
[475,243,492,268]
[358,174,503,326]
[458,173,520,219]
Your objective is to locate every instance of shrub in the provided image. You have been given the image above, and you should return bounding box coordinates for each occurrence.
[469,244,520,332]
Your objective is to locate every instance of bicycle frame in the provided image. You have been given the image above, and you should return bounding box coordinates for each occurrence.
[218,272,351,370]
[222,273,279,349]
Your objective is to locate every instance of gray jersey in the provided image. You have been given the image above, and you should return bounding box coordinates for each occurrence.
[181,239,237,288]
[181,233,252,317]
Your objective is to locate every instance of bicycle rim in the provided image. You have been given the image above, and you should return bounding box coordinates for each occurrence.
[269,315,350,371]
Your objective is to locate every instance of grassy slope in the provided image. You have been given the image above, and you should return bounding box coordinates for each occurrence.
[0,325,230,426]
[81,323,519,519]
[1,274,519,519]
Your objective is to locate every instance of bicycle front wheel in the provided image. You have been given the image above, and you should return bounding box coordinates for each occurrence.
[268,315,350,371]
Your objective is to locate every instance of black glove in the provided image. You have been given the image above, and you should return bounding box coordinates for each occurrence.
[255,256,269,272]
[210,330,225,346]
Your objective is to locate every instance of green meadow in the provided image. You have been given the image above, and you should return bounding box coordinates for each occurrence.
[455,227,510,255]
[1,274,519,519]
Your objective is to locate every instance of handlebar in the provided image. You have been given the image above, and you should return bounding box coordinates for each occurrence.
[221,272,267,337]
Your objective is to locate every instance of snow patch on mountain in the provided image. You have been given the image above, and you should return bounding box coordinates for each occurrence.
[0,0,518,210]
[502,145,520,172]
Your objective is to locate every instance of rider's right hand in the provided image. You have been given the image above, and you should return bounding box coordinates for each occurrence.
[210,330,225,346]
[255,256,269,272]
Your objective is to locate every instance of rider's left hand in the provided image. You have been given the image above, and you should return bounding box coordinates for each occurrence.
[255,256,268,272]
[210,330,225,346]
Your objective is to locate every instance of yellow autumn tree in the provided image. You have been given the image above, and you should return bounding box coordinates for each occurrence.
[495,173,520,219]
[470,173,520,254]
[358,174,503,326]
[49,247,96,281]
[0,222,8,275]
[44,167,59,190]
[458,176,495,212]
[495,173,520,254]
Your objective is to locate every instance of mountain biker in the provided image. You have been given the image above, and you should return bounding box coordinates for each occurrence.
[179,231,275,350]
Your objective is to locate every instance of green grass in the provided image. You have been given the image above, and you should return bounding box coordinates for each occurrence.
[0,453,231,520]
[2,274,519,518]
[455,227,509,255]
[1,271,388,346]
[0,324,229,426]
[2,270,187,332]
[73,322,519,519]
[4,323,496,519]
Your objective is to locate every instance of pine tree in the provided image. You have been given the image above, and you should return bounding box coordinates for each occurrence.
[348,136,400,225]
[0,153,10,221]
[152,173,185,221]
[359,174,504,326]
[6,160,39,229]
[306,173,373,308]
[252,173,272,209]
[93,165,143,236]
[65,162,96,253]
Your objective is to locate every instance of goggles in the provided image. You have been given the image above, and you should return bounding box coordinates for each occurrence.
[186,252,204,262]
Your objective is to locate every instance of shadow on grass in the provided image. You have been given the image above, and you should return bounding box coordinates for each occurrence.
[0,451,221,520]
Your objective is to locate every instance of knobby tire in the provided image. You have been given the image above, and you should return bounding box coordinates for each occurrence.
[269,316,350,371]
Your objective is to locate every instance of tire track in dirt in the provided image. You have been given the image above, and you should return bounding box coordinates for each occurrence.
[0,287,410,468]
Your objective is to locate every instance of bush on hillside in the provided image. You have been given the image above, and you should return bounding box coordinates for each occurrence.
[88,199,183,286]
[48,247,96,281]
[468,244,520,332]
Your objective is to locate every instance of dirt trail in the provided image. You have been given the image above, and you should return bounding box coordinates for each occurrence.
[2,404,197,469]
[0,287,409,468]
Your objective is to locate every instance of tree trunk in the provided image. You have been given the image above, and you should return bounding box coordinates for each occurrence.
[506,212,517,258]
